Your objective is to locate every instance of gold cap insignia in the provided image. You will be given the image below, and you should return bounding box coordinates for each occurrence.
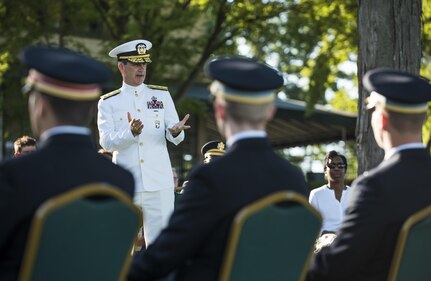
[136,43,147,55]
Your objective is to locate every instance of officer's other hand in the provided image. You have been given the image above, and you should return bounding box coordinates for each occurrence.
[168,114,191,137]
[128,112,143,137]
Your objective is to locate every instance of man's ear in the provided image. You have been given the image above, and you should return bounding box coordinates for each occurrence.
[37,93,50,118]
[118,62,124,73]
[266,104,277,121]
[214,100,226,121]
[381,110,388,130]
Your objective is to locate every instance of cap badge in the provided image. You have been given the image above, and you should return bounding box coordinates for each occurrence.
[217,142,225,151]
[136,43,147,55]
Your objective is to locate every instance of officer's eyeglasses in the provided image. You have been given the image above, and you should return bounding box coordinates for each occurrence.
[327,163,346,169]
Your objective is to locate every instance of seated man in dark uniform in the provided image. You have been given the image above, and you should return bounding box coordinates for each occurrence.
[307,68,431,281]
[201,140,226,164]
[0,46,135,281]
[128,56,308,281]
[177,140,226,192]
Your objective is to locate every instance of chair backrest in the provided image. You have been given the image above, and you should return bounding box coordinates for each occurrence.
[387,205,431,281]
[218,191,322,281]
[18,183,142,281]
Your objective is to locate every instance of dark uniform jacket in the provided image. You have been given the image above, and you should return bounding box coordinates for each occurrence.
[128,137,309,281]
[307,148,431,281]
[0,133,135,281]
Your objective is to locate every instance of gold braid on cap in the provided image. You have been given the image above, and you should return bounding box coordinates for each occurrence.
[24,70,100,101]
[118,54,151,63]
[204,142,225,158]
[209,81,275,104]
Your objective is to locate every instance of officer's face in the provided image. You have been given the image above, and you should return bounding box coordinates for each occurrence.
[119,62,147,87]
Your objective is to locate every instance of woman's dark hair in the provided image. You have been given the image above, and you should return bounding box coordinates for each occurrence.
[323,150,347,172]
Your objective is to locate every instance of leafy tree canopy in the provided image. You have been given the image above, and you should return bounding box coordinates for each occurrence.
[0,0,430,144]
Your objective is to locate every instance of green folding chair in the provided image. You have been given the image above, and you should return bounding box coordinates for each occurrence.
[18,183,142,281]
[218,191,322,281]
[387,205,431,281]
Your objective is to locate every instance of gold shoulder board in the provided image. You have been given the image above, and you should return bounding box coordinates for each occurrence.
[147,84,169,91]
[100,89,121,100]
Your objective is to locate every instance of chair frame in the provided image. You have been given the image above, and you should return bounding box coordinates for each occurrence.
[387,204,431,281]
[18,183,142,281]
[218,191,322,281]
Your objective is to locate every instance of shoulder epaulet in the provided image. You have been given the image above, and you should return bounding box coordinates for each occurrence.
[100,89,121,100]
[147,84,169,91]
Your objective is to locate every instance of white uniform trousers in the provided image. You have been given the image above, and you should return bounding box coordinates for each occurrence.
[134,189,174,246]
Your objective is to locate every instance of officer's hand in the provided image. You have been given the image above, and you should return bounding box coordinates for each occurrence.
[168,114,191,137]
[128,112,143,137]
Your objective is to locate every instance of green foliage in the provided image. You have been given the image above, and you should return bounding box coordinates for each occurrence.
[328,89,358,112]
[423,0,431,63]
[250,0,358,112]
[0,52,9,85]
[0,0,429,150]
[422,0,431,150]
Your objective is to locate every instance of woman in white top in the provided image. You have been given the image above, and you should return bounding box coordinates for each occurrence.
[309,150,351,234]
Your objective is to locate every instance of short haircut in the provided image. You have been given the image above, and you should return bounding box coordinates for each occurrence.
[40,92,96,126]
[387,110,426,134]
[14,135,37,153]
[323,150,347,172]
[224,100,273,125]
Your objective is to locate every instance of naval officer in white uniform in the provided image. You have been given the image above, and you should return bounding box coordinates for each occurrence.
[97,39,190,246]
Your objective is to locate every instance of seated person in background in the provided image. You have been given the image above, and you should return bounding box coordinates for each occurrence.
[127,56,308,281]
[307,69,431,281]
[0,46,135,281]
[13,135,37,157]
[180,140,226,191]
[202,140,226,164]
[309,150,351,235]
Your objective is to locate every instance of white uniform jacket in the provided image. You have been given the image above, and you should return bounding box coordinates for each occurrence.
[97,82,184,192]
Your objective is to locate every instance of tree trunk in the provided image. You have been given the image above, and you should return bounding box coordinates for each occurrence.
[356,0,422,174]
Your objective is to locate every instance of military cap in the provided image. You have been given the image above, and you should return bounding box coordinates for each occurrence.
[205,56,284,104]
[201,140,225,163]
[109,39,152,64]
[21,46,111,101]
[363,68,431,113]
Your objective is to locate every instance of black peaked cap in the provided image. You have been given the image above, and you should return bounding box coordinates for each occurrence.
[21,46,111,84]
[363,68,431,104]
[204,56,283,92]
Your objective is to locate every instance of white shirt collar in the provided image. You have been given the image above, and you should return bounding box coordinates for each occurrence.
[385,142,425,160]
[40,126,91,142]
[121,82,146,93]
[227,130,267,147]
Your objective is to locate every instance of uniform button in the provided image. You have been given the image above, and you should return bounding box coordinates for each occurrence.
[140,159,144,163]
[120,118,123,121]
[137,109,141,112]
[139,142,143,146]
